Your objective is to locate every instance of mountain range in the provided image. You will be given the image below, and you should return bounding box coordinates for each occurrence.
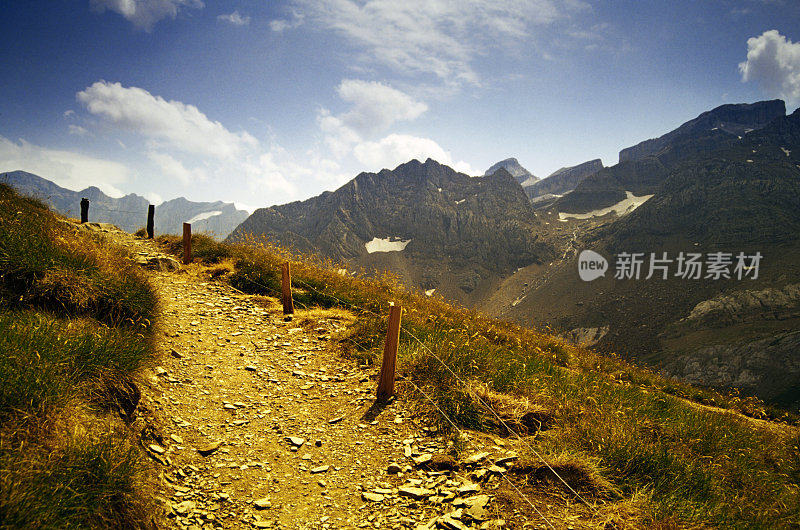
[0,170,248,239]
[489,101,800,408]
[228,158,554,304]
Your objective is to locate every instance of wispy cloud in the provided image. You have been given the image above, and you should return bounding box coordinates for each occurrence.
[269,11,304,32]
[77,81,257,159]
[316,79,472,174]
[739,30,800,106]
[318,79,427,156]
[90,0,204,31]
[68,124,89,136]
[217,10,250,26]
[285,0,590,85]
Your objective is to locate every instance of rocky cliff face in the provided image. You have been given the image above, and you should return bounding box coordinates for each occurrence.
[527,159,603,204]
[0,171,249,239]
[484,158,538,185]
[554,100,788,215]
[618,100,785,163]
[229,158,554,301]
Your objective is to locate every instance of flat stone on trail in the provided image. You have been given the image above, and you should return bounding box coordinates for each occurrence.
[148,443,166,454]
[463,495,490,508]
[172,500,196,515]
[463,451,490,465]
[361,492,384,502]
[328,416,344,424]
[253,497,272,509]
[437,514,469,530]
[399,486,435,499]
[413,453,432,466]
[494,453,518,466]
[457,482,480,495]
[287,437,305,447]
[310,465,329,473]
[245,365,258,371]
[197,441,222,456]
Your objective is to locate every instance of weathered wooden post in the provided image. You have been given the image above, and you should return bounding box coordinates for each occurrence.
[377,303,402,402]
[146,205,155,239]
[182,223,192,265]
[281,262,294,315]
[80,198,89,223]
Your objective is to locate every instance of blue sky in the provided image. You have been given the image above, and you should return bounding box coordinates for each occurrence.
[1,1,799,210]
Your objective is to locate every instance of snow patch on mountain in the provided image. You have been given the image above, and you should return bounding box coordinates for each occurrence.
[187,210,223,224]
[365,237,411,253]
[558,191,653,220]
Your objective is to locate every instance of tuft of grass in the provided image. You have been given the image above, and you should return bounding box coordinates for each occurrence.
[1,431,158,529]
[0,184,158,330]
[0,310,152,427]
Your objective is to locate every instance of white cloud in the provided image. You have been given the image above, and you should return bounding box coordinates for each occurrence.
[217,10,250,26]
[147,151,204,184]
[0,136,129,197]
[68,124,89,136]
[739,30,800,106]
[77,81,257,159]
[291,0,589,83]
[318,79,428,162]
[144,191,163,205]
[337,79,427,136]
[90,0,204,31]
[318,109,361,158]
[269,11,304,31]
[63,109,75,118]
[353,133,473,174]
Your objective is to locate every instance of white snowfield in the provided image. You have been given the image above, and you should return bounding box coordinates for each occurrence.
[365,237,411,253]
[558,191,653,220]
[186,210,222,224]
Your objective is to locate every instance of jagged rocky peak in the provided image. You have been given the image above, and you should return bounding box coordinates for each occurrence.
[484,158,538,186]
[619,99,786,163]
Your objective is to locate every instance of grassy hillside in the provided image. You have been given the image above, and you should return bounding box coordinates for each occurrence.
[157,231,800,528]
[0,184,159,529]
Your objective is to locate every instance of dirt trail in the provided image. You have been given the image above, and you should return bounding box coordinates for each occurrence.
[84,228,597,530]
[141,263,429,529]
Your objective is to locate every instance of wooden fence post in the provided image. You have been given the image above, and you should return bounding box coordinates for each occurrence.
[281,262,294,315]
[182,223,192,265]
[377,303,402,402]
[80,198,89,223]
[146,205,155,239]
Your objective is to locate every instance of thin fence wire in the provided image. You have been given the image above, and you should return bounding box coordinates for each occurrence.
[404,378,557,530]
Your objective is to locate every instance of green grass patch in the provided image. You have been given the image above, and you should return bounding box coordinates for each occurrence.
[1,432,156,529]
[0,310,152,427]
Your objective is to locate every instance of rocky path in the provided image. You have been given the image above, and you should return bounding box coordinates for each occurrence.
[130,255,538,530]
